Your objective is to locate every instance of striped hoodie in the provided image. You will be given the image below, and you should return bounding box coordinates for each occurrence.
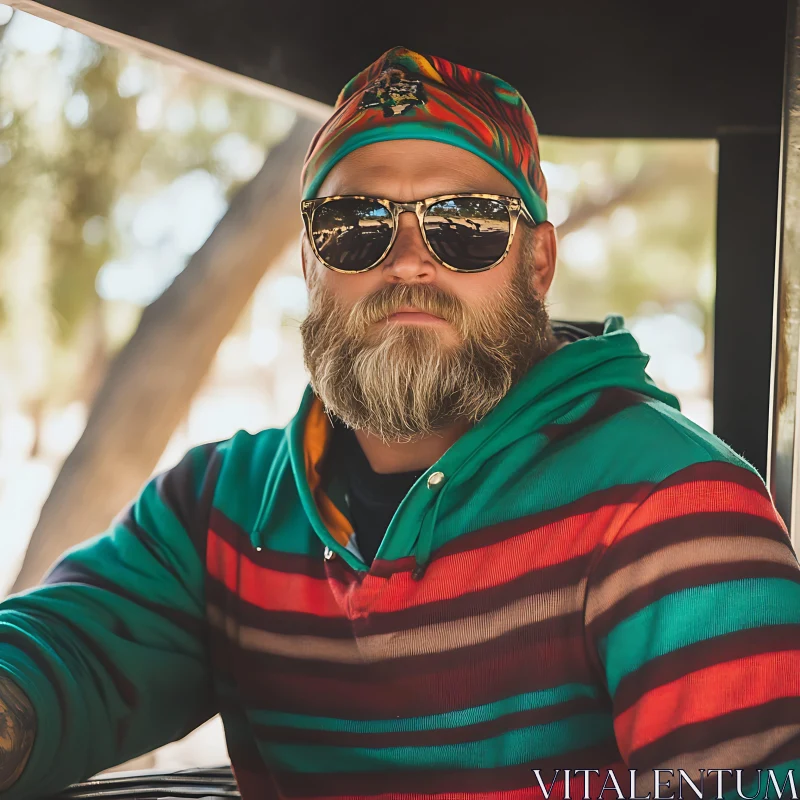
[1,316,799,799]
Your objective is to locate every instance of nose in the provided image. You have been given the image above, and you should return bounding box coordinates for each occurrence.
[380,210,437,282]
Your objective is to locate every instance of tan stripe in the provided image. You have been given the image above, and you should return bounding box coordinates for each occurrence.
[586,536,799,625]
[209,579,586,663]
[208,604,238,639]
[632,723,800,796]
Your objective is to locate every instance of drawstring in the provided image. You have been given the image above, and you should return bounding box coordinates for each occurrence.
[251,437,291,548]
[411,560,427,581]
[411,479,446,579]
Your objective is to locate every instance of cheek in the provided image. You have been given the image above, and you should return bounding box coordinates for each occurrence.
[319,270,381,308]
[444,261,517,306]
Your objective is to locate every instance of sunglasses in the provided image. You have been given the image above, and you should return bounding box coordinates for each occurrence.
[300,193,536,274]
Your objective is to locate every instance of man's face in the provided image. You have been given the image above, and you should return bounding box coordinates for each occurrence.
[299,139,557,444]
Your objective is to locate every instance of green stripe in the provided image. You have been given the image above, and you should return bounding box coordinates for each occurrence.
[601,578,800,695]
[734,759,800,800]
[249,683,601,733]
[260,711,613,772]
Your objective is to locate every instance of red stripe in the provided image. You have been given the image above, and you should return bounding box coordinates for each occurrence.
[209,498,636,616]
[615,479,780,543]
[210,508,327,577]
[207,529,345,617]
[616,461,783,538]
[615,649,800,753]
[339,502,636,614]
[613,625,800,714]
[434,482,650,561]
[208,463,777,620]
[380,502,631,609]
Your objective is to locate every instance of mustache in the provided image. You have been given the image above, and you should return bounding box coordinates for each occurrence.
[349,283,464,328]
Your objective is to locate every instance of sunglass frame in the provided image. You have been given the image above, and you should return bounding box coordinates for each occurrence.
[300,193,536,274]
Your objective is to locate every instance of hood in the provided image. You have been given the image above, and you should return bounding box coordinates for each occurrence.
[264,315,679,575]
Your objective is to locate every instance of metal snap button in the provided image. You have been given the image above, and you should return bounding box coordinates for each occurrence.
[427,471,445,489]
[323,546,336,561]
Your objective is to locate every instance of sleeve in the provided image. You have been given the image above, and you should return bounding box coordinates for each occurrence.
[585,459,800,800]
[0,441,222,799]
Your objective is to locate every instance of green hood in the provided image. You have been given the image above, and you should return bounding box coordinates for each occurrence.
[275,315,679,574]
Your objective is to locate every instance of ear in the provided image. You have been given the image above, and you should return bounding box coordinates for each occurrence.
[531,221,557,296]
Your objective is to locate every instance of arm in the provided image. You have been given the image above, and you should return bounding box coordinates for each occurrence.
[586,460,800,799]
[0,441,222,799]
[0,679,34,792]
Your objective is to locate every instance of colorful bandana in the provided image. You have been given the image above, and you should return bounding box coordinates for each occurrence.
[300,46,548,223]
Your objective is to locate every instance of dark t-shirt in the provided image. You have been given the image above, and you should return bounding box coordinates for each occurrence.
[328,416,426,566]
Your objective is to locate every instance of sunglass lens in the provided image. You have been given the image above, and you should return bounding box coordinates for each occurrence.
[311,198,393,272]
[424,197,512,271]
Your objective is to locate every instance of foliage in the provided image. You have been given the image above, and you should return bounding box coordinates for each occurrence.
[542,138,715,323]
[0,8,296,412]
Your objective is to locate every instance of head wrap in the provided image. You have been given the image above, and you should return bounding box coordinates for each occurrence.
[300,46,548,223]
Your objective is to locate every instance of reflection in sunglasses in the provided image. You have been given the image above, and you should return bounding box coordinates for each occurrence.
[308,195,521,272]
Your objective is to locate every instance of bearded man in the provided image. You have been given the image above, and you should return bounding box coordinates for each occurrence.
[0,46,799,800]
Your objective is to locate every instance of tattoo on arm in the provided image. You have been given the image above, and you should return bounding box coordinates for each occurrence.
[0,678,36,791]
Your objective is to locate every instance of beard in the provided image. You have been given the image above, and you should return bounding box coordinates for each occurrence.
[299,244,556,444]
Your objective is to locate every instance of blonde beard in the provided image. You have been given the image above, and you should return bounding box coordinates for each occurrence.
[299,253,554,444]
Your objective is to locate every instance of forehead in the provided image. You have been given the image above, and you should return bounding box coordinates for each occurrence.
[317,139,518,199]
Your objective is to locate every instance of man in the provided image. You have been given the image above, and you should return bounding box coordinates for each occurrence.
[1,45,799,800]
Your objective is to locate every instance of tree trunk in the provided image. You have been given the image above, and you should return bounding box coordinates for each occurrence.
[74,294,110,407]
[11,115,319,592]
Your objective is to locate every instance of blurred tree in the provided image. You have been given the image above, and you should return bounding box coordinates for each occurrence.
[0,17,302,431]
[47,49,145,406]
[11,115,318,592]
[543,139,716,324]
[0,9,60,456]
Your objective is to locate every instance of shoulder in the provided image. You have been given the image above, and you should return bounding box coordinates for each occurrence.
[214,427,288,486]
[149,428,288,546]
[544,387,759,490]
[586,395,783,550]
[169,427,286,485]
[208,427,290,537]
[628,395,753,471]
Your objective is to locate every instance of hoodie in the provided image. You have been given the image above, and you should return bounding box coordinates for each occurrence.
[1,316,799,799]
